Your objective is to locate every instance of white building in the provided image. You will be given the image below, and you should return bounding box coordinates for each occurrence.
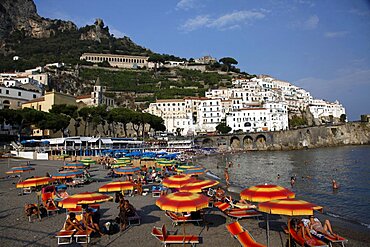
[0,82,42,109]
[308,99,346,122]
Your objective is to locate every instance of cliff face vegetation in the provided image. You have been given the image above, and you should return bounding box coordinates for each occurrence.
[0,0,151,70]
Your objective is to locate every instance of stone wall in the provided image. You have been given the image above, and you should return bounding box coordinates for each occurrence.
[195,122,370,151]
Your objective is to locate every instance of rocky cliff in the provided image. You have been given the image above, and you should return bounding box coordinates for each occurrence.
[0,0,76,39]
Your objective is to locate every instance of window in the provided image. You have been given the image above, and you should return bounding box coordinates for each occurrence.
[33,94,36,98]
[6,90,9,94]
[18,92,21,96]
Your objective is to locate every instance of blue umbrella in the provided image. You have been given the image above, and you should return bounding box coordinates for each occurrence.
[114,167,141,175]
[52,170,84,179]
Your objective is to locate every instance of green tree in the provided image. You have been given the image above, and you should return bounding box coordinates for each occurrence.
[219,57,238,72]
[50,104,80,135]
[78,107,94,136]
[38,113,71,137]
[216,123,232,134]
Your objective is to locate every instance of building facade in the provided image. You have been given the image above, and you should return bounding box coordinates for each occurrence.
[22,91,76,112]
[0,84,42,109]
[80,53,149,69]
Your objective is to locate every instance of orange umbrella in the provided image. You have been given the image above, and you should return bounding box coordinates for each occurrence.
[258,198,323,247]
[59,192,113,208]
[6,166,34,174]
[258,198,323,216]
[240,184,295,202]
[156,191,209,213]
[98,181,135,192]
[16,177,54,188]
[179,179,219,193]
[162,174,196,189]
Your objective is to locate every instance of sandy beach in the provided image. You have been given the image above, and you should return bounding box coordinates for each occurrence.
[0,158,369,247]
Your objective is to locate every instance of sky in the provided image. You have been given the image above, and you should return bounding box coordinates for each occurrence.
[34,0,370,120]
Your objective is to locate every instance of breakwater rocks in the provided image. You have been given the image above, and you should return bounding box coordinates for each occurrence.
[195,122,370,151]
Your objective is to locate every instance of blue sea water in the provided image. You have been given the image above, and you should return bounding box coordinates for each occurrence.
[199,145,370,228]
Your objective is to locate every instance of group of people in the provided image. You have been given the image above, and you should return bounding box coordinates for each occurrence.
[294,216,339,241]
[64,209,104,236]
[116,192,137,231]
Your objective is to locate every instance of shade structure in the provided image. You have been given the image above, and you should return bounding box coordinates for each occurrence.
[117,157,131,161]
[16,177,54,188]
[176,165,196,172]
[63,163,85,169]
[156,160,175,167]
[258,198,323,216]
[179,179,219,193]
[156,192,209,213]
[52,170,84,179]
[162,175,196,188]
[258,198,322,247]
[6,166,34,174]
[59,192,113,208]
[114,166,141,175]
[182,167,207,176]
[111,162,132,168]
[240,184,295,202]
[98,181,135,192]
[80,159,96,164]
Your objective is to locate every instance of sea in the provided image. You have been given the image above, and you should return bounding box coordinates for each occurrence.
[199,145,370,228]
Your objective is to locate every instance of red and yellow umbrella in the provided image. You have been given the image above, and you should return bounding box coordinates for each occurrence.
[59,192,113,208]
[162,174,196,189]
[258,198,323,216]
[98,181,135,192]
[258,198,323,247]
[6,166,34,174]
[240,184,295,202]
[156,191,209,213]
[179,179,219,193]
[16,177,54,188]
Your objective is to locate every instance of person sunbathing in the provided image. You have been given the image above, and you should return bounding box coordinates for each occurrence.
[303,216,338,239]
[65,212,84,231]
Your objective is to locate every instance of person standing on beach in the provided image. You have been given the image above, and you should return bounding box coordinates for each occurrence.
[224,168,230,187]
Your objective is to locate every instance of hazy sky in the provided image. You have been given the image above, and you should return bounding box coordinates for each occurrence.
[34,0,370,120]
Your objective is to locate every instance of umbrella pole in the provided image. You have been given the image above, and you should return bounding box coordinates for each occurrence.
[288,217,291,247]
[266,214,270,247]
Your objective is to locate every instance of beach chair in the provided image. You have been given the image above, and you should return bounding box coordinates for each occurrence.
[165,211,203,226]
[217,202,262,221]
[320,234,348,247]
[236,231,266,247]
[55,214,83,245]
[226,221,245,236]
[128,211,141,226]
[42,192,59,216]
[287,220,328,247]
[74,229,93,244]
[151,224,200,247]
[152,185,162,197]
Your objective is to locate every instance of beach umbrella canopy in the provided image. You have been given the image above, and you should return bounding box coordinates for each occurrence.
[98,181,135,193]
[156,191,209,213]
[6,166,35,174]
[179,179,219,193]
[114,166,141,175]
[117,157,131,161]
[59,192,113,208]
[80,159,96,164]
[162,174,196,189]
[182,167,207,176]
[156,160,175,167]
[111,162,132,168]
[52,170,84,179]
[240,184,295,202]
[258,198,323,247]
[258,198,323,216]
[16,177,54,188]
[63,163,85,169]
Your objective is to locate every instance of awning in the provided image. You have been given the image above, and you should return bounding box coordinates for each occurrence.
[88,137,100,143]
[46,138,65,145]
[101,139,113,144]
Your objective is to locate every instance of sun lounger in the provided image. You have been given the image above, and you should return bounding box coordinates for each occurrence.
[152,185,162,197]
[55,214,83,245]
[151,224,200,247]
[165,211,203,226]
[226,222,266,247]
[312,231,348,247]
[217,202,262,220]
[287,220,328,247]
[128,211,141,226]
[74,229,93,244]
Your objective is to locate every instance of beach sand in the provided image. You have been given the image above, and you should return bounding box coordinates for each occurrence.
[0,158,369,246]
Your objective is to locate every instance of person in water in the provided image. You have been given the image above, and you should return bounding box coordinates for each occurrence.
[224,168,230,187]
[332,179,339,189]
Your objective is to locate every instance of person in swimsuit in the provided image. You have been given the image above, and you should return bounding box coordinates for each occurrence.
[83,209,104,235]
[65,212,84,231]
[307,216,338,239]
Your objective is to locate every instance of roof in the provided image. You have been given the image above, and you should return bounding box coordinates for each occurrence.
[156,99,185,103]
[239,108,267,111]
[76,95,91,99]
[23,96,45,104]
